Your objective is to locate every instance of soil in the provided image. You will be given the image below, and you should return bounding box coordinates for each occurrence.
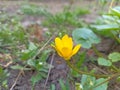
[0,0,120,90]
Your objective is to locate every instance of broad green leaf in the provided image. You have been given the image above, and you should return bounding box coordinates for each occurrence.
[102,15,117,21]
[72,28,100,49]
[111,6,120,17]
[81,74,96,90]
[80,75,108,90]
[102,15,119,24]
[91,24,119,31]
[108,52,120,62]
[97,57,112,66]
[94,78,108,90]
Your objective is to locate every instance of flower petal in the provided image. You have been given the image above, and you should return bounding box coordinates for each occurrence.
[67,37,73,49]
[55,37,63,50]
[72,44,81,56]
[62,34,69,39]
[56,50,63,57]
[62,35,73,50]
[61,47,72,60]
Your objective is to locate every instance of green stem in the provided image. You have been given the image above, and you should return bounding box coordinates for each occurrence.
[66,61,111,78]
[66,61,120,89]
[32,85,35,90]
[92,44,120,72]
[111,31,120,44]
[92,45,103,57]
[92,72,120,89]
[111,65,120,72]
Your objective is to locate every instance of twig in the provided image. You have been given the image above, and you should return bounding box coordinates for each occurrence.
[4,61,13,68]
[44,53,55,89]
[115,85,120,90]
[10,71,22,90]
[91,63,108,74]
[32,31,58,60]
[109,0,115,13]
[32,36,53,60]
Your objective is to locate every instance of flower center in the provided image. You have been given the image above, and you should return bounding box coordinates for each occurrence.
[61,47,72,58]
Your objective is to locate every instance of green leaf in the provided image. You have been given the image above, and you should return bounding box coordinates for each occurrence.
[75,83,82,90]
[30,73,42,86]
[11,65,24,70]
[50,84,55,90]
[111,6,120,17]
[27,59,35,67]
[0,66,3,75]
[102,15,118,21]
[91,24,119,31]
[81,74,96,90]
[39,50,51,62]
[72,28,100,49]
[59,79,66,90]
[97,57,112,66]
[0,66,8,87]
[108,52,120,62]
[28,42,37,50]
[20,4,50,16]
[80,75,108,90]
[94,78,108,90]
[117,76,120,82]
[11,65,31,70]
[21,50,36,60]
[76,52,86,68]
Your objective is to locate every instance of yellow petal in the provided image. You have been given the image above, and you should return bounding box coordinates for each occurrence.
[56,50,63,57]
[61,47,72,60]
[55,37,63,50]
[72,44,81,56]
[68,37,73,49]
[62,35,73,49]
[62,34,69,40]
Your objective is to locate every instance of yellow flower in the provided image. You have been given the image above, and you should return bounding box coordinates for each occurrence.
[52,34,81,60]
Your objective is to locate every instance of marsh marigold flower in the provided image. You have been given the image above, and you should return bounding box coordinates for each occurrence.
[52,34,81,60]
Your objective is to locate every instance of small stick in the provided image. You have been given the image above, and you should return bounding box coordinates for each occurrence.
[91,63,108,74]
[10,71,22,90]
[4,61,13,68]
[32,35,54,60]
[44,53,55,89]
